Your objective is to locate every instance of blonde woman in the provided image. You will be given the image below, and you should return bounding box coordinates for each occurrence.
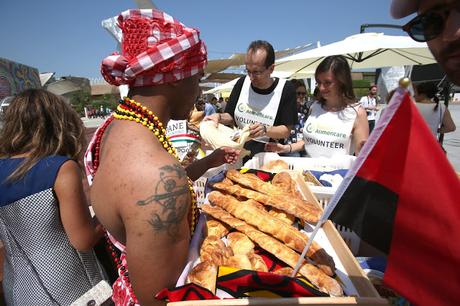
[0,89,105,305]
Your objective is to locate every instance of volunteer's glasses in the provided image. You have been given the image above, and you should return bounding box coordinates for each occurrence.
[402,2,460,42]
[244,67,268,77]
[296,91,307,96]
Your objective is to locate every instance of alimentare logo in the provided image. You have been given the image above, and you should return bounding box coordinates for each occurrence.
[237,102,249,113]
[305,122,315,133]
[306,121,347,139]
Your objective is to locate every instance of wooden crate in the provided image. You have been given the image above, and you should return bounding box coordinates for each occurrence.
[170,171,388,305]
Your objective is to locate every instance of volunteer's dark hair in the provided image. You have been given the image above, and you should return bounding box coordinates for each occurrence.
[248,40,275,67]
[315,55,355,105]
[416,82,440,110]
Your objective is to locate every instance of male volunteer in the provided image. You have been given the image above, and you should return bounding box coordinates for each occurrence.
[205,40,297,159]
[359,85,379,133]
[391,0,460,86]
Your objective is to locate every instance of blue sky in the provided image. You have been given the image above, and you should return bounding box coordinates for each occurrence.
[0,1,414,79]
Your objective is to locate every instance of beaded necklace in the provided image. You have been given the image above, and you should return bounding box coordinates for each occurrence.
[92,97,199,304]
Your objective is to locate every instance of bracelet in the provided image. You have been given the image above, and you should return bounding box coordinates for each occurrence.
[288,144,292,153]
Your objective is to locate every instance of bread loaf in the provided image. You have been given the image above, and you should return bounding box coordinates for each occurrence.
[227,232,255,255]
[272,172,303,199]
[248,253,268,272]
[261,159,289,171]
[187,261,217,293]
[273,267,299,277]
[268,208,295,225]
[201,204,343,296]
[206,219,230,238]
[200,235,233,265]
[225,254,253,270]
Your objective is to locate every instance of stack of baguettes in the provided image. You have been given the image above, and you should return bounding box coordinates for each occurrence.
[187,169,344,297]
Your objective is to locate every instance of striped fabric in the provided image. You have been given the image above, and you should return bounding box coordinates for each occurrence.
[101,9,207,87]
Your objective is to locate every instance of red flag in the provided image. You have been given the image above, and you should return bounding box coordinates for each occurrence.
[327,88,460,305]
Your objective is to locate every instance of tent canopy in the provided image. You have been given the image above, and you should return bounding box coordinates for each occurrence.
[275,32,436,78]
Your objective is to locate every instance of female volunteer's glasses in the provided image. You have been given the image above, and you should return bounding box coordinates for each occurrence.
[402,2,460,42]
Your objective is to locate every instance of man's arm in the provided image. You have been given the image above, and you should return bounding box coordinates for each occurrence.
[186,147,240,181]
[122,158,191,305]
[352,106,370,154]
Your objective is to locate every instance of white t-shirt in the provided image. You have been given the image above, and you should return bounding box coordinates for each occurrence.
[234,76,285,143]
[415,102,445,137]
[359,95,377,120]
[303,102,358,158]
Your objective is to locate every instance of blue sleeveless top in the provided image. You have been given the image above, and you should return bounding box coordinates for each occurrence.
[0,155,69,207]
[0,156,106,305]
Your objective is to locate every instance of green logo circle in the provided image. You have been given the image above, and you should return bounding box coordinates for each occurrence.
[305,123,315,133]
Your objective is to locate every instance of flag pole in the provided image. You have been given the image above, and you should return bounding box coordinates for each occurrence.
[290,220,325,277]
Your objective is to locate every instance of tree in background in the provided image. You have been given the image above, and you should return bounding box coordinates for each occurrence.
[68,90,91,116]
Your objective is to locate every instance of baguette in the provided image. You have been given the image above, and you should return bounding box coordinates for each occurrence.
[272,172,303,199]
[248,253,268,272]
[227,232,255,255]
[268,172,298,224]
[225,254,253,270]
[201,204,343,297]
[208,191,335,276]
[273,267,299,277]
[206,219,230,238]
[212,181,320,223]
[268,208,295,225]
[200,235,233,265]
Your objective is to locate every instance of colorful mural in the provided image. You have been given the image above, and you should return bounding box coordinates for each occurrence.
[0,57,41,100]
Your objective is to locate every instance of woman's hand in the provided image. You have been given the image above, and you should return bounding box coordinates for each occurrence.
[265,142,289,153]
[249,123,267,138]
[203,113,220,127]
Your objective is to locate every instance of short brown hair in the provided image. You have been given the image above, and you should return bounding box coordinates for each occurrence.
[247,40,275,68]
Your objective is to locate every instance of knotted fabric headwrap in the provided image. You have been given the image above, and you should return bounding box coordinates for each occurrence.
[101,9,207,87]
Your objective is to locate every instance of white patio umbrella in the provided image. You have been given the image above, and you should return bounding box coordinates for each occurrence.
[275,32,436,77]
[203,70,315,95]
[203,78,239,95]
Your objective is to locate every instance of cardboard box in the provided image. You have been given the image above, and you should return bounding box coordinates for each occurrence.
[176,171,387,305]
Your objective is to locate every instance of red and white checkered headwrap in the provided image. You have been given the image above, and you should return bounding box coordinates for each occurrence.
[101,9,207,87]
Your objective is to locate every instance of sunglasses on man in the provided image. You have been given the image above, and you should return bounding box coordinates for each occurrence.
[402,2,460,42]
